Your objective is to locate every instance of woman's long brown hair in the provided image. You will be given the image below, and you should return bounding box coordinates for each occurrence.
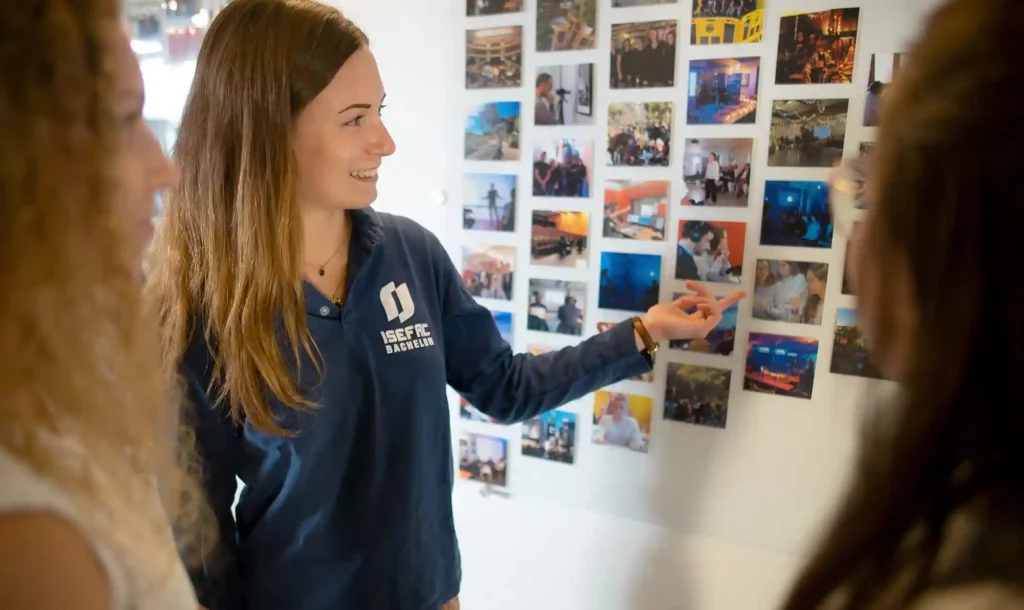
[147,0,367,436]
[783,0,1024,607]
[0,1,214,569]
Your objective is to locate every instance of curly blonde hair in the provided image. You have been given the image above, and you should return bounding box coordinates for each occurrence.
[0,0,214,571]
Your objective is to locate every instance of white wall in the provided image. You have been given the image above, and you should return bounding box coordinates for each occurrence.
[446,0,944,608]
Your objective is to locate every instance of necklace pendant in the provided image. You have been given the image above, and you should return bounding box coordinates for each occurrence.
[318,268,325,276]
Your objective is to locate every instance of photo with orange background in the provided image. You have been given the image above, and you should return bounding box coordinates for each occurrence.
[677,219,746,268]
[593,390,653,434]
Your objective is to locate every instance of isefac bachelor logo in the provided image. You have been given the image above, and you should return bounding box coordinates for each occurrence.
[379,281,435,355]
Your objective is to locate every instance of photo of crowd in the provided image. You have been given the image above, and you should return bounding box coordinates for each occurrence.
[686,57,760,124]
[521,410,577,464]
[532,139,592,197]
[768,99,848,168]
[604,180,668,241]
[864,52,904,126]
[744,333,819,400]
[752,260,829,326]
[530,211,589,268]
[465,101,520,161]
[592,391,652,454]
[669,292,738,355]
[675,220,745,284]
[760,180,833,249]
[775,8,859,84]
[607,102,672,167]
[527,279,586,336]
[831,308,885,380]
[610,20,677,89]
[691,0,764,45]
[461,245,514,301]
[664,363,732,429]
[465,27,522,90]
[681,138,753,207]
[467,0,523,16]
[597,323,656,382]
[459,432,508,487]
[536,0,597,51]
[462,173,516,232]
[535,63,594,126]
[459,397,499,424]
[599,252,662,313]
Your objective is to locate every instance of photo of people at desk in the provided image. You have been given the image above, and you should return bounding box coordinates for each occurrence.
[775,7,859,85]
[592,391,652,454]
[675,219,745,284]
[603,180,667,241]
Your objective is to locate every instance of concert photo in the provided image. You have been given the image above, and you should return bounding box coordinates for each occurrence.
[536,0,597,52]
[691,0,764,45]
[459,432,508,487]
[527,279,587,336]
[610,20,677,89]
[744,333,819,400]
[664,363,732,429]
[465,101,521,161]
[459,397,499,424]
[752,260,829,326]
[467,0,523,17]
[592,391,652,454]
[531,138,593,198]
[607,102,672,167]
[535,63,594,126]
[686,57,760,124]
[603,180,668,241]
[462,173,516,232]
[521,410,577,464]
[775,7,859,84]
[768,99,848,168]
[668,292,737,356]
[675,220,746,284]
[461,245,515,301]
[599,252,662,314]
[681,138,753,207]
[831,308,885,380]
[597,323,655,383]
[760,180,833,249]
[864,52,905,126]
[465,27,522,90]
[530,211,589,269]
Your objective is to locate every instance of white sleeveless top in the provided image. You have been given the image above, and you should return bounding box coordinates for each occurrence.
[0,448,197,609]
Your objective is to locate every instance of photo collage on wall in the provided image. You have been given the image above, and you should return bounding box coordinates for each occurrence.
[458,0,883,486]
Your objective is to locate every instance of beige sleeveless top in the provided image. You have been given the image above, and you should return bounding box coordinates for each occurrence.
[0,448,197,609]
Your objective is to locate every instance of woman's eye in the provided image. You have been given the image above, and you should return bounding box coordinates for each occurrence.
[344,115,365,127]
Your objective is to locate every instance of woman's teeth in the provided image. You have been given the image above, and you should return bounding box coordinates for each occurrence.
[351,169,378,179]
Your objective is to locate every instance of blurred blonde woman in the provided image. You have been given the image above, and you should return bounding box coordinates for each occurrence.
[0,2,213,608]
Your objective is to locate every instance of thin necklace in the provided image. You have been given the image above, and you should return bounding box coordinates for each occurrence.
[310,241,345,277]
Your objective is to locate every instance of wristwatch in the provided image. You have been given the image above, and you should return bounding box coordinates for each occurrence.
[631,316,658,366]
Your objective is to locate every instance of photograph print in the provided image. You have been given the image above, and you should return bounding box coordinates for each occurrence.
[521,410,577,464]
[491,311,513,345]
[465,101,520,161]
[691,0,764,45]
[841,221,861,294]
[462,173,516,232]
[528,279,586,336]
[604,180,668,241]
[610,20,677,89]
[864,53,905,126]
[531,211,589,269]
[597,323,655,382]
[664,363,732,429]
[752,260,829,326]
[686,57,760,125]
[459,432,508,487]
[775,8,860,84]
[768,99,848,168]
[592,391,653,454]
[532,139,593,198]
[599,252,662,313]
[467,0,523,17]
[465,27,522,90]
[614,0,676,5]
[536,0,597,52]
[535,63,595,126]
[675,220,745,285]
[832,308,885,380]
[668,292,738,356]
[681,138,753,207]
[460,397,499,424]
[760,180,833,249]
[744,332,819,400]
[462,245,515,301]
[607,102,672,167]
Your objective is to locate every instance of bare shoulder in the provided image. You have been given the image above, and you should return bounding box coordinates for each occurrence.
[912,584,1024,610]
[0,512,112,609]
